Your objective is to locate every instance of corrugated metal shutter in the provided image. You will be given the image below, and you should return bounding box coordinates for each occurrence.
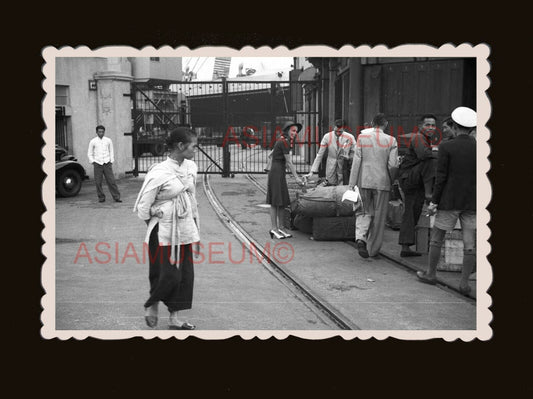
[213,57,231,80]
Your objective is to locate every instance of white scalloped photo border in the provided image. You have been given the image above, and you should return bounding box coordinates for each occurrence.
[41,44,492,341]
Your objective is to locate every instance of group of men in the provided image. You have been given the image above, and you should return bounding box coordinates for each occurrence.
[305,109,477,292]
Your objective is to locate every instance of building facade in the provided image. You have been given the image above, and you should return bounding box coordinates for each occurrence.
[55,57,182,178]
[55,56,475,177]
[294,56,476,162]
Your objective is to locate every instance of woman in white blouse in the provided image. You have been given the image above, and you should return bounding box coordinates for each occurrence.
[134,127,200,330]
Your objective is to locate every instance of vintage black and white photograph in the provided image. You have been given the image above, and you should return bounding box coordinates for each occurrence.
[42,45,491,339]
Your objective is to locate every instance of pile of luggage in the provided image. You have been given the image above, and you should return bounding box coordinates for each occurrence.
[288,180,405,241]
[289,183,356,241]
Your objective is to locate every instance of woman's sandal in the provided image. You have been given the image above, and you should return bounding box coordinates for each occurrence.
[169,322,196,330]
[145,315,158,328]
[144,306,158,328]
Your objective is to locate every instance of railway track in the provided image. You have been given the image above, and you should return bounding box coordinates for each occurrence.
[202,155,359,330]
[201,146,474,331]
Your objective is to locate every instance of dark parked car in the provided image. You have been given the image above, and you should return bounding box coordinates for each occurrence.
[56,145,87,197]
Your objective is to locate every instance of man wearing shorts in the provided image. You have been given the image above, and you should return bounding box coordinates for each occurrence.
[416,107,477,296]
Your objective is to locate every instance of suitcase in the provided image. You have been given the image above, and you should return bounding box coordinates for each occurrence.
[312,216,355,241]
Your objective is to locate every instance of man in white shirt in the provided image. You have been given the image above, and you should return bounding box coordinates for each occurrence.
[87,125,122,203]
[305,119,356,185]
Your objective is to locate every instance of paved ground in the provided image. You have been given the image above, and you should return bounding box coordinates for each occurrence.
[209,174,476,330]
[55,177,338,330]
[53,173,476,331]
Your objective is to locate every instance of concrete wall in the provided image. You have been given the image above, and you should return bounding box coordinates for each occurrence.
[56,57,107,172]
[130,57,183,82]
[56,57,133,178]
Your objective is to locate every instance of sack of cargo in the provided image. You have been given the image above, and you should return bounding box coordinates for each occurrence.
[312,216,355,241]
[297,185,355,218]
[284,198,302,230]
[293,214,313,234]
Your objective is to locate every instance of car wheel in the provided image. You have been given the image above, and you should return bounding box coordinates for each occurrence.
[57,169,82,197]
[151,143,165,156]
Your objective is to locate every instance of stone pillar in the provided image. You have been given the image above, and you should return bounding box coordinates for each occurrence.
[93,70,133,178]
[106,57,123,72]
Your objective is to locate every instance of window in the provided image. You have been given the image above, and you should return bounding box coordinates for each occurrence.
[150,57,160,62]
[56,107,69,149]
[56,85,69,106]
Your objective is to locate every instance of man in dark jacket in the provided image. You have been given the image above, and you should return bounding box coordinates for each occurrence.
[416,107,477,296]
[397,114,438,257]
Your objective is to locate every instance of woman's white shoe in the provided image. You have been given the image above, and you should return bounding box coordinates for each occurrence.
[269,229,285,239]
[278,229,293,238]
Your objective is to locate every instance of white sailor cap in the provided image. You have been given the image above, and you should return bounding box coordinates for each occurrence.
[451,106,476,128]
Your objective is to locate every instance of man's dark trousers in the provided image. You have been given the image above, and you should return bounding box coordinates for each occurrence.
[398,159,436,246]
[94,162,120,201]
[398,178,425,246]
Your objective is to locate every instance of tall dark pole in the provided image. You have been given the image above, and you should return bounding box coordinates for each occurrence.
[222,77,230,177]
[270,82,277,149]
[132,83,139,177]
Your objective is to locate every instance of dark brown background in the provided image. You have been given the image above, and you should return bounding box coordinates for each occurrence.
[15,8,528,396]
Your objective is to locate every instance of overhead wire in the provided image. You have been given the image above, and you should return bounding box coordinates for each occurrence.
[193,57,209,77]
[189,57,201,75]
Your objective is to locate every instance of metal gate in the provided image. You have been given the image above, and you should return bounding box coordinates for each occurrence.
[130,79,320,176]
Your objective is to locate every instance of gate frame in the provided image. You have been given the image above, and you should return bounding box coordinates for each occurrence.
[129,78,321,176]
[130,81,225,176]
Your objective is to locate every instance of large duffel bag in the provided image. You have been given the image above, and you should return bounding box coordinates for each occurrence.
[297,185,355,218]
[293,214,313,234]
[312,216,355,241]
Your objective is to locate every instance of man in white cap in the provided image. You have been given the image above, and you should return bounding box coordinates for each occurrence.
[416,106,477,296]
